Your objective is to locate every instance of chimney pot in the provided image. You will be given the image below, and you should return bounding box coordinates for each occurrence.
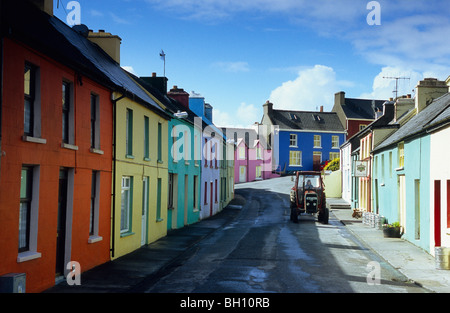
[152,72,157,77]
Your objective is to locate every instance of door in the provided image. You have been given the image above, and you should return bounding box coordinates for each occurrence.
[56,169,68,277]
[398,175,406,231]
[313,153,321,171]
[239,166,246,183]
[434,180,441,247]
[141,176,149,246]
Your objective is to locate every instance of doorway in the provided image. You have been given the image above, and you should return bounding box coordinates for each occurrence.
[239,166,246,183]
[56,169,68,277]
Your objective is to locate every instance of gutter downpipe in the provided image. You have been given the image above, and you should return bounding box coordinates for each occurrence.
[111,92,125,259]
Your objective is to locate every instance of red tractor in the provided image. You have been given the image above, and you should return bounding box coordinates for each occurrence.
[290,171,329,224]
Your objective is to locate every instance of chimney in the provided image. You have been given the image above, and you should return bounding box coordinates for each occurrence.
[263,100,273,117]
[140,73,168,95]
[335,91,345,106]
[30,0,53,16]
[394,97,415,122]
[168,85,189,109]
[320,106,324,112]
[415,78,448,113]
[88,30,122,64]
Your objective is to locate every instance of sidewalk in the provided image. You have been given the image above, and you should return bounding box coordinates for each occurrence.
[44,195,245,293]
[328,198,450,293]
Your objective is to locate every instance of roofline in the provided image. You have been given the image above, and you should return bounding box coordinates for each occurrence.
[278,128,346,134]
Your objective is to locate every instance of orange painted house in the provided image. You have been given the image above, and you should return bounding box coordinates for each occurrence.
[0,1,114,292]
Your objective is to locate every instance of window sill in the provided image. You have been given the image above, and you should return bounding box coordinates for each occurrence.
[22,135,47,144]
[90,147,104,155]
[143,157,151,162]
[156,218,164,223]
[88,235,103,244]
[125,154,135,159]
[62,143,78,150]
[157,160,164,164]
[396,167,404,171]
[185,161,190,166]
[120,231,135,238]
[17,251,42,263]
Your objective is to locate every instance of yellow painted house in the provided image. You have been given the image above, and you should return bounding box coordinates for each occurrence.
[87,29,172,260]
[111,90,170,260]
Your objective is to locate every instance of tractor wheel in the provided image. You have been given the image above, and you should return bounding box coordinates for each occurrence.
[290,208,299,223]
[322,207,329,224]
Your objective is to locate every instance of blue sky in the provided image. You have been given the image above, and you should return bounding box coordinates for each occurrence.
[54,0,450,128]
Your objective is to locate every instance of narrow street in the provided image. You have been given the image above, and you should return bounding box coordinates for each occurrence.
[140,177,426,293]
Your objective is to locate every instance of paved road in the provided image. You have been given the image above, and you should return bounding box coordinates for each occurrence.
[140,177,426,293]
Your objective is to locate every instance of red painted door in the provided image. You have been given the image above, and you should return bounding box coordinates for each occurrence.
[435,180,441,247]
[210,182,213,216]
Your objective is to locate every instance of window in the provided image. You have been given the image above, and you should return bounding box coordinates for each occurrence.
[126,109,133,157]
[89,171,101,242]
[171,125,178,162]
[18,166,41,262]
[329,152,339,160]
[239,146,245,159]
[62,81,75,145]
[90,94,100,150]
[204,181,208,204]
[256,146,262,160]
[158,122,162,162]
[205,138,208,166]
[184,131,190,162]
[289,151,302,166]
[389,151,393,178]
[313,135,321,148]
[120,176,132,234]
[215,179,218,203]
[144,116,149,160]
[359,124,367,131]
[156,178,162,221]
[331,136,340,149]
[290,134,297,147]
[214,143,218,168]
[398,142,404,168]
[24,64,35,136]
[19,167,33,252]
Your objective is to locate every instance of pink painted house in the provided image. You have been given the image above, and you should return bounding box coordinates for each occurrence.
[226,128,279,184]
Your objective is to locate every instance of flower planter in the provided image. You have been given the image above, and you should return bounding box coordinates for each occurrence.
[383,226,402,238]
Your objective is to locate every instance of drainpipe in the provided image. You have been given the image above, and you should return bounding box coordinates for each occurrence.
[110,92,125,259]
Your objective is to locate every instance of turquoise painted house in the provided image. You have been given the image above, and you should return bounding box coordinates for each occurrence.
[132,76,203,230]
[372,79,449,253]
[165,86,202,229]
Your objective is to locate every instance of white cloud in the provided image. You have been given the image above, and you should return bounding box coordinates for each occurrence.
[212,61,250,73]
[214,102,260,128]
[268,65,353,112]
[121,66,137,75]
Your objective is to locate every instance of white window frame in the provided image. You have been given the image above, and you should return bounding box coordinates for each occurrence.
[17,165,42,262]
[313,135,321,148]
[120,176,132,234]
[289,134,298,147]
[331,136,339,149]
[289,151,302,167]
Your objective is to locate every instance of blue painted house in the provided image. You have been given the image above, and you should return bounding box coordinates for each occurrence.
[372,78,449,254]
[261,101,345,174]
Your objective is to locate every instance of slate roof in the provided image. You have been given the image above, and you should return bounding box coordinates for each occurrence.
[266,110,345,133]
[341,98,385,120]
[3,0,167,117]
[223,127,270,149]
[374,93,450,152]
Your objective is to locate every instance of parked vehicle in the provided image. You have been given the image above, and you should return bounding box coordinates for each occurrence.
[290,171,329,224]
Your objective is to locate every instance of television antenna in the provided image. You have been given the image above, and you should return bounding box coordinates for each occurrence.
[383,76,410,99]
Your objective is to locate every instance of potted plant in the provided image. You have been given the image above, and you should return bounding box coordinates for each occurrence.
[382,222,403,238]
